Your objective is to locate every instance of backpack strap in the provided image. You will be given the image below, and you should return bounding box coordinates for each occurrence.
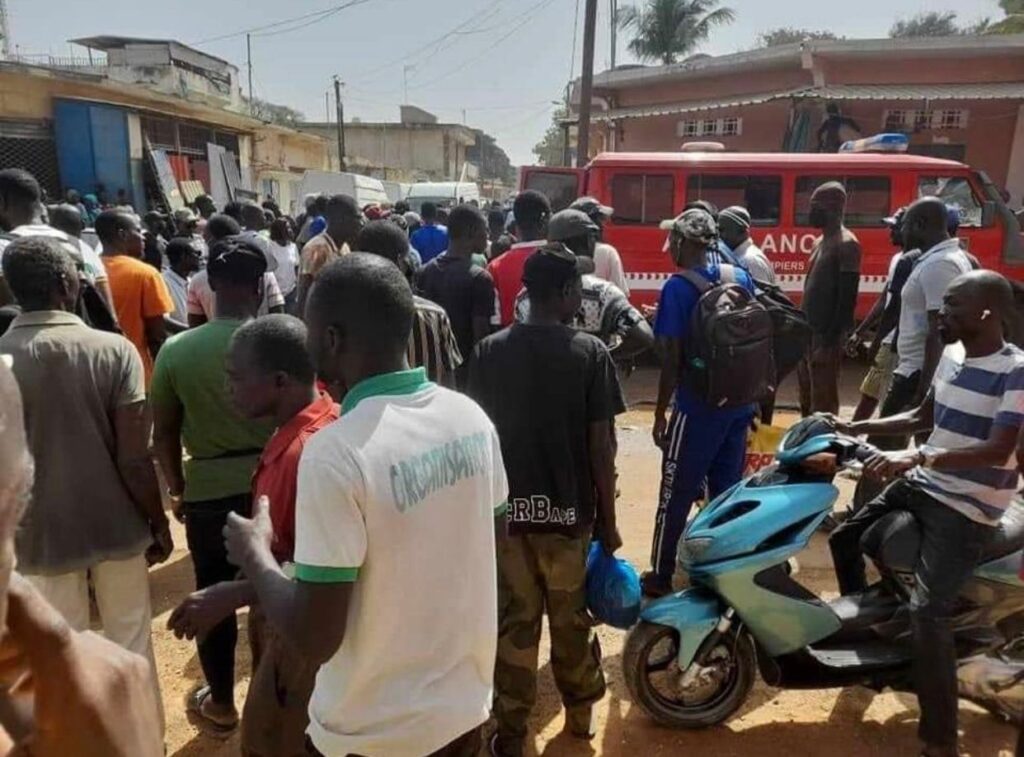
[675,269,713,295]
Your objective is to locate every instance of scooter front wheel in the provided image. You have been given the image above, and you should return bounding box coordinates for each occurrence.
[623,620,756,729]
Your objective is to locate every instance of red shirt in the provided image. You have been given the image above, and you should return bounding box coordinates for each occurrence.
[488,241,543,327]
[252,393,340,563]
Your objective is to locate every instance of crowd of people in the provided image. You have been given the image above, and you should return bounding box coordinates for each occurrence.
[0,161,1020,757]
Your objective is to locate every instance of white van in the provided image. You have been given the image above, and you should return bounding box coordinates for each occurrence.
[405,181,481,212]
[296,171,390,210]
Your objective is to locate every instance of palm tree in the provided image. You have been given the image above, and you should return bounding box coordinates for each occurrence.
[618,0,736,65]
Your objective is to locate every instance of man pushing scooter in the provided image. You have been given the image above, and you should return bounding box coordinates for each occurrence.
[827,263,1024,757]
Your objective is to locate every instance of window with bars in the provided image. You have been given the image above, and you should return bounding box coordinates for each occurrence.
[882,109,968,131]
[676,117,743,138]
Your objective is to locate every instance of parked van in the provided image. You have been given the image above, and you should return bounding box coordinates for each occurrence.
[520,152,1024,315]
[406,181,481,212]
[296,170,389,210]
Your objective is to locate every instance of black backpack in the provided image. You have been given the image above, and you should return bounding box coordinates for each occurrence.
[751,278,811,383]
[678,265,776,408]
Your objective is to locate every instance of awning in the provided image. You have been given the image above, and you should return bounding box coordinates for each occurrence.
[793,83,1024,101]
[588,89,805,123]
[584,82,1024,123]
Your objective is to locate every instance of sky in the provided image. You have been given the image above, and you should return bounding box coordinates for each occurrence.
[7,0,1002,166]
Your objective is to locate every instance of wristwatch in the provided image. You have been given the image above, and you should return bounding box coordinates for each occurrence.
[918,445,941,469]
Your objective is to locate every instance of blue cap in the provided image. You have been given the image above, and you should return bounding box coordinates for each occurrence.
[946,204,962,234]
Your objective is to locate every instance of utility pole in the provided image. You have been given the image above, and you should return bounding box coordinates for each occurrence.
[333,76,346,172]
[609,0,618,69]
[246,33,254,114]
[403,64,415,105]
[324,91,330,122]
[576,0,598,167]
[0,0,11,60]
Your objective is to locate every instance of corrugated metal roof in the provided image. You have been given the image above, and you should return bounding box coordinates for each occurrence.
[795,83,1024,100]
[591,89,803,122]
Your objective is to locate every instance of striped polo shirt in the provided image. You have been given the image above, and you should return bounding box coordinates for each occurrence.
[910,342,1024,525]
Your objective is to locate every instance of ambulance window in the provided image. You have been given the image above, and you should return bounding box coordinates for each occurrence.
[611,174,675,225]
[686,175,781,225]
[795,176,891,227]
[918,176,983,227]
[523,171,579,212]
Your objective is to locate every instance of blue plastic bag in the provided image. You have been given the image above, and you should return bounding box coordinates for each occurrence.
[585,541,641,629]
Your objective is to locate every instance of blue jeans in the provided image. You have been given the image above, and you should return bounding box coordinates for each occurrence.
[650,405,751,581]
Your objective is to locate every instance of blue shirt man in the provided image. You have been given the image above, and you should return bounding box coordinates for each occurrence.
[410,202,450,264]
[644,208,756,597]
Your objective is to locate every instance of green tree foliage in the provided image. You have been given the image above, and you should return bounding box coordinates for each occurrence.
[987,0,1024,33]
[532,109,568,167]
[889,11,990,38]
[617,0,736,65]
[756,27,838,47]
[246,97,305,126]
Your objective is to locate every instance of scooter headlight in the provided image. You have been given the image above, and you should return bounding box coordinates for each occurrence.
[678,536,714,566]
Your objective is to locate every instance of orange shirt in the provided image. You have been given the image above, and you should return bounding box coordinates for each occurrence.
[102,255,174,383]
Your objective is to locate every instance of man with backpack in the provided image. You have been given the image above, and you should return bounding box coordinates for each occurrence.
[643,208,771,598]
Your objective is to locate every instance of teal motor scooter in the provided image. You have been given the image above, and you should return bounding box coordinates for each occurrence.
[624,416,1024,728]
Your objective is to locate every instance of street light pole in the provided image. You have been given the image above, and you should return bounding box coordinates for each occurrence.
[333,76,346,172]
[576,0,598,167]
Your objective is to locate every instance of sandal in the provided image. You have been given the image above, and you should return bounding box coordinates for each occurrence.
[186,685,238,736]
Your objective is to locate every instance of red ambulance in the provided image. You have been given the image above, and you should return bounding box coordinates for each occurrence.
[520,151,1024,316]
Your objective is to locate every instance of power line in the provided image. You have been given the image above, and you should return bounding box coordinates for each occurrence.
[190,0,377,46]
[415,0,560,92]
[348,0,506,86]
[569,0,581,84]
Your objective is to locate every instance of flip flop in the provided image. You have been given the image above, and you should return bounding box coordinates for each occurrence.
[186,685,238,736]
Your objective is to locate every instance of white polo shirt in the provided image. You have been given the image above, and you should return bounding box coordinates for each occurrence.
[294,368,508,757]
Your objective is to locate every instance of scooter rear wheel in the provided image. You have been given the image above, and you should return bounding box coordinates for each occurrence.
[623,620,756,729]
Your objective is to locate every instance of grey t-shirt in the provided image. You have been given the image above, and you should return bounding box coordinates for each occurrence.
[0,311,151,574]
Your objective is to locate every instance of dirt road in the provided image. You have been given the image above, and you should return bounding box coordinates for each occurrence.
[150,369,1019,756]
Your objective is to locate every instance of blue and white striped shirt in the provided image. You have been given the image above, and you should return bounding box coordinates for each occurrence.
[910,342,1024,525]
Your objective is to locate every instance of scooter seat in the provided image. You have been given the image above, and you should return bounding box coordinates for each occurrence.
[861,503,1024,575]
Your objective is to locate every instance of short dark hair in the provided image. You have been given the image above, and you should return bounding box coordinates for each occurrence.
[1,236,77,309]
[166,237,200,265]
[239,201,265,230]
[230,314,315,384]
[394,200,410,215]
[355,220,410,266]
[47,204,84,236]
[309,253,414,354]
[513,190,551,229]
[325,194,360,222]
[269,217,292,244]
[421,201,438,221]
[223,201,244,221]
[0,169,40,208]
[447,204,485,242]
[311,194,329,215]
[488,208,506,229]
[206,214,242,241]
[94,210,136,245]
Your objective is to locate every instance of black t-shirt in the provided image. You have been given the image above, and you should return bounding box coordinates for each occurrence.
[468,324,625,536]
[415,254,495,367]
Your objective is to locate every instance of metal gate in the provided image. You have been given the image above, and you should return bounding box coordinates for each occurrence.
[0,119,60,199]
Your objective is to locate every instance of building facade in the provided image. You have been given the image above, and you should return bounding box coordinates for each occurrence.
[571,35,1024,206]
[0,36,328,212]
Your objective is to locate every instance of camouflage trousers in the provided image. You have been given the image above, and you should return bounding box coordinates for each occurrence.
[493,532,605,749]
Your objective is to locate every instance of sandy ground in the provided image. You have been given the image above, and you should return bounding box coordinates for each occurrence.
[148,365,1020,756]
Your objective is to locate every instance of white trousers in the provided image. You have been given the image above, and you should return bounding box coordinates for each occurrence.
[25,553,164,731]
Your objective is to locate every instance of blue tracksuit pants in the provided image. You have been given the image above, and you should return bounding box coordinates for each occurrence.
[650,405,751,581]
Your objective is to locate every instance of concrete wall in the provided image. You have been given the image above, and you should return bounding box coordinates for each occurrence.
[300,122,472,181]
